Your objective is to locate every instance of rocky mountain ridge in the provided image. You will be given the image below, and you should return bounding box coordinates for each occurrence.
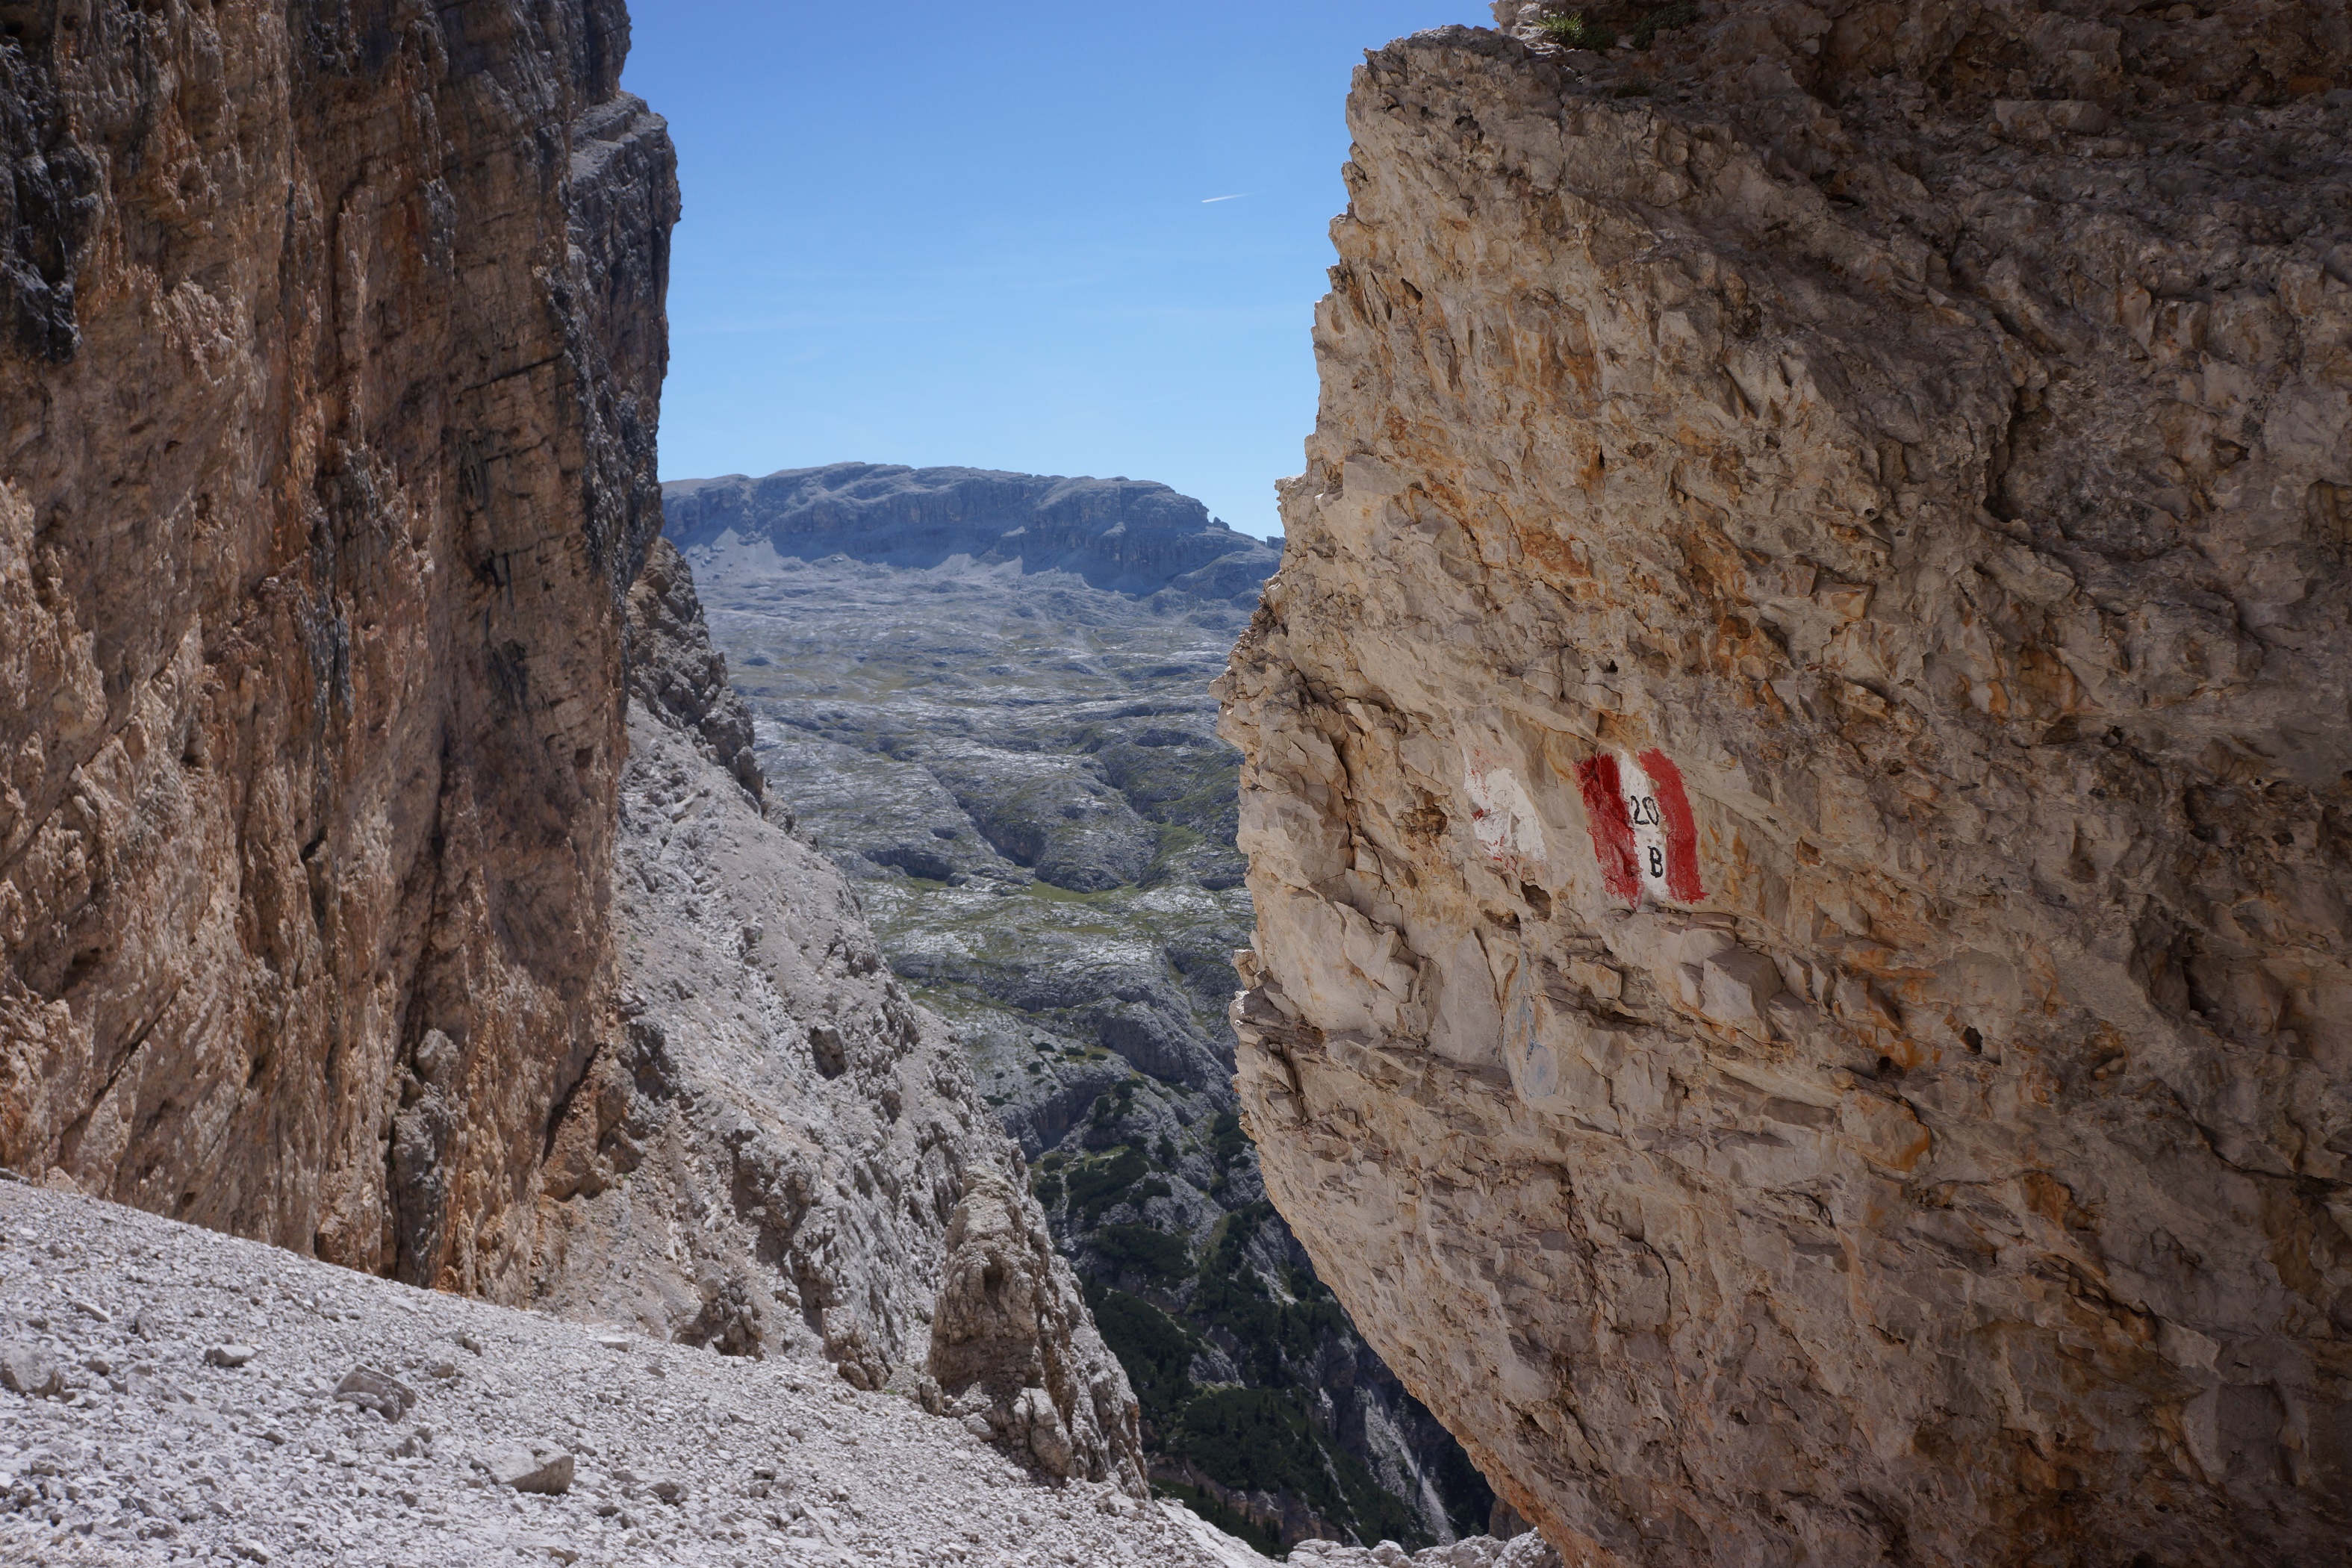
[1222,4,2352,1566]
[665,463,1281,604]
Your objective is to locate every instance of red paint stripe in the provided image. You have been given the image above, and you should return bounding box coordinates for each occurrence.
[1575,753,1643,903]
[1637,748,1705,903]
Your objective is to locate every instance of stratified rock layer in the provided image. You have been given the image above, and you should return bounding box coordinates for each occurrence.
[1220,9,2352,1566]
[0,1,674,1290]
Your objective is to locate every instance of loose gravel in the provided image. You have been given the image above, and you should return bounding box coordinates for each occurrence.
[0,1181,1278,1567]
[1290,1536,1560,1568]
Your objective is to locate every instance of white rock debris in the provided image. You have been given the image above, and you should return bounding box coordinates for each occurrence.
[0,1181,1272,1567]
[1292,1536,1561,1568]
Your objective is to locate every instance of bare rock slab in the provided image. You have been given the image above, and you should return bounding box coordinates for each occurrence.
[1223,7,2352,1567]
[0,1344,60,1398]
[480,1443,576,1495]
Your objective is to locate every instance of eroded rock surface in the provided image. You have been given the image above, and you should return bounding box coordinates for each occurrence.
[1222,8,2352,1566]
[624,536,765,803]
[0,1,1147,1503]
[929,1166,1142,1484]
[0,0,674,1295]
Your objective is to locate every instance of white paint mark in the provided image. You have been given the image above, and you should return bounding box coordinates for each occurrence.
[1464,762,1546,868]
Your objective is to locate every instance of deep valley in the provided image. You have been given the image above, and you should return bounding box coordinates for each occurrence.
[670,463,1496,1552]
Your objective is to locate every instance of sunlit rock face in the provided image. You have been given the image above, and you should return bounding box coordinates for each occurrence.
[0,0,1155,1490]
[0,0,674,1289]
[0,1,1147,1478]
[1219,7,2352,1565]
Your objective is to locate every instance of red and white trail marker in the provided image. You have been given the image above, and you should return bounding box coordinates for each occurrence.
[1575,748,1705,906]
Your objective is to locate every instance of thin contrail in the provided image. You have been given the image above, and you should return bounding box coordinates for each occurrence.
[1201,193,1254,204]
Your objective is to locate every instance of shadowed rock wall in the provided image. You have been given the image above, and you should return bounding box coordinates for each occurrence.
[1222,7,2352,1565]
[0,0,675,1296]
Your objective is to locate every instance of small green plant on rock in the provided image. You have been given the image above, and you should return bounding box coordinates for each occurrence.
[1537,10,1616,49]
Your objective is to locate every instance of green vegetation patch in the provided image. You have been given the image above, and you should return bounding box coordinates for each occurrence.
[1152,1481,1284,1560]
[1092,1222,1191,1286]
[1540,2,1692,52]
[1537,10,1614,49]
[1629,1,1696,49]
[1172,1387,1421,1551]
[1195,1203,1351,1384]
[1405,1390,1502,1537]
[1021,880,1124,909]
[1089,1286,1200,1425]
[1079,728,1242,837]
[1064,1145,1149,1222]
[1091,1080,1139,1130]
[1210,1110,1250,1166]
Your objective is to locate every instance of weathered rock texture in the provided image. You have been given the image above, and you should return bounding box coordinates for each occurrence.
[0,0,674,1291]
[0,0,1147,1494]
[528,545,1148,1490]
[930,1166,1146,1486]
[1220,7,2352,1566]
[624,535,766,803]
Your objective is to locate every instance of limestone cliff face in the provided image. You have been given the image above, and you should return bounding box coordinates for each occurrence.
[1220,7,2352,1565]
[623,536,768,802]
[0,7,1147,1489]
[0,1,674,1291]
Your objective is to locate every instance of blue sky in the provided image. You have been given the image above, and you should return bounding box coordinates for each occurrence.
[620,2,1492,539]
